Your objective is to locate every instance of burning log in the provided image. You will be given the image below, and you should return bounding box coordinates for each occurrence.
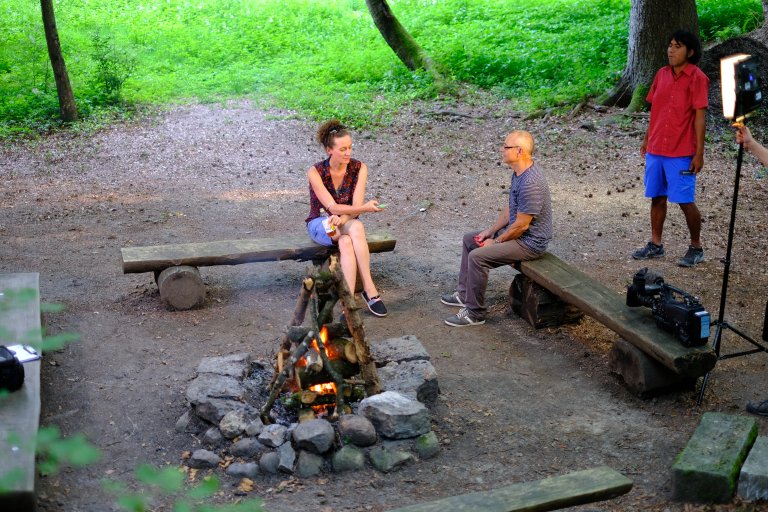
[329,255,381,396]
[310,296,345,420]
[260,331,313,424]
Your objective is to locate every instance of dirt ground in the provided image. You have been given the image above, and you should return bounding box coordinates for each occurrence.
[2,98,768,512]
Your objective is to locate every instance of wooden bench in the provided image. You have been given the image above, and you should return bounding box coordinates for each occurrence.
[388,465,632,512]
[0,273,42,511]
[121,231,396,310]
[512,252,717,395]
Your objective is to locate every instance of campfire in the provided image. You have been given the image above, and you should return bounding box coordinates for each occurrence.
[260,255,380,424]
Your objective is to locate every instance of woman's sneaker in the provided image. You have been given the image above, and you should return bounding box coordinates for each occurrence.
[678,246,704,267]
[362,291,388,317]
[440,291,465,307]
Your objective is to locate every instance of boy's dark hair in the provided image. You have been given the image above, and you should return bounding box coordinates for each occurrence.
[670,29,702,64]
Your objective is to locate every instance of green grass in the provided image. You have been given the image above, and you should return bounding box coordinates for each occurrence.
[0,0,762,137]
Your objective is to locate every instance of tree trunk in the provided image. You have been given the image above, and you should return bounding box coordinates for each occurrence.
[365,0,442,79]
[600,0,698,111]
[40,0,78,122]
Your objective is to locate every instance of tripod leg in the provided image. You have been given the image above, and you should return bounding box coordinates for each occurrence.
[697,321,725,406]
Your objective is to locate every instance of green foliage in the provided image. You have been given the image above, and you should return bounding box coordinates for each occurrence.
[0,0,762,135]
[698,0,763,42]
[103,466,264,512]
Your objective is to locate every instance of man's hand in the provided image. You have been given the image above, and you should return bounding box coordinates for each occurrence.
[691,153,704,174]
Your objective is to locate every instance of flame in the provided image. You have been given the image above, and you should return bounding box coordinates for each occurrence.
[309,382,337,394]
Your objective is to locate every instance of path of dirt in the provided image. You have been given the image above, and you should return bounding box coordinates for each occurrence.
[2,99,768,511]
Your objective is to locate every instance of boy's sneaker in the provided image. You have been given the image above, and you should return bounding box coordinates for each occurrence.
[632,241,665,260]
[747,400,768,417]
[678,246,704,267]
[440,291,465,307]
[361,291,388,317]
[444,307,485,327]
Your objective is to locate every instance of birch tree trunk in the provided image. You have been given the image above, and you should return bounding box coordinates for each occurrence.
[600,0,698,111]
[41,0,78,122]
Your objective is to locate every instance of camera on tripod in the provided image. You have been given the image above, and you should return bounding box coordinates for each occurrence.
[626,268,711,347]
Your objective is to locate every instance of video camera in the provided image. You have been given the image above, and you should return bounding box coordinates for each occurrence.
[626,268,711,347]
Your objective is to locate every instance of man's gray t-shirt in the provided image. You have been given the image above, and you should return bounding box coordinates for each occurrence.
[509,162,552,254]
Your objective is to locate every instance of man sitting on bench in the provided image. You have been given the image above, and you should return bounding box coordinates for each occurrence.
[441,130,553,327]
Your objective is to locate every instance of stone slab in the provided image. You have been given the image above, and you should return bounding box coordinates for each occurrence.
[378,359,439,405]
[370,335,430,366]
[738,436,768,501]
[673,412,758,503]
[0,273,42,512]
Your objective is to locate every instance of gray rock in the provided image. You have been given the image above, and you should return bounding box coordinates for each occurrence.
[292,419,335,454]
[186,373,245,423]
[193,398,244,425]
[338,414,377,447]
[187,449,221,469]
[368,446,414,473]
[226,462,259,479]
[277,442,296,474]
[370,335,430,365]
[258,423,288,448]
[359,391,430,439]
[414,431,440,459]
[332,445,366,472]
[219,409,249,439]
[230,438,265,458]
[378,359,440,405]
[259,451,280,474]
[203,427,226,448]
[296,450,324,478]
[175,411,192,433]
[196,353,251,378]
[245,418,265,437]
[186,373,244,404]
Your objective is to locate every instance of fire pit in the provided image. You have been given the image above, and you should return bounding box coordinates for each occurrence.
[177,256,442,479]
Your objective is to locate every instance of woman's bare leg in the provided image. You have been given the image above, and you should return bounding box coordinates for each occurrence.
[337,235,357,294]
[341,220,378,298]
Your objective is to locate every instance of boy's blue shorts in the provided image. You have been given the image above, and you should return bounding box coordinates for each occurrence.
[644,153,696,204]
[307,217,334,246]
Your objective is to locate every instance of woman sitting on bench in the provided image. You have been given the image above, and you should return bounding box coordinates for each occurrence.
[306,119,388,317]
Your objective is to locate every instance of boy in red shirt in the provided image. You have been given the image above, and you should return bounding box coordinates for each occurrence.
[633,29,709,267]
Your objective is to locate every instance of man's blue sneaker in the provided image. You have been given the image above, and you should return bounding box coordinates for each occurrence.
[632,241,665,260]
[678,245,704,267]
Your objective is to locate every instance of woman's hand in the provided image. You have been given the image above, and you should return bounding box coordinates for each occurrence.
[363,199,382,212]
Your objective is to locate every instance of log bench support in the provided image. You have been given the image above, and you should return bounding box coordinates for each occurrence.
[121,232,396,310]
[510,252,717,395]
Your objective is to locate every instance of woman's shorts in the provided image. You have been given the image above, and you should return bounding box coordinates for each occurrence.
[307,217,334,246]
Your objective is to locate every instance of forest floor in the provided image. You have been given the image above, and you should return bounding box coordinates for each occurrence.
[2,97,768,511]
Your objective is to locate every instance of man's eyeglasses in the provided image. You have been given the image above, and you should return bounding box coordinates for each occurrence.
[502,145,522,151]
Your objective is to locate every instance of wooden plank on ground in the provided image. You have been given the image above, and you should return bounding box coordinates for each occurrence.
[121,231,396,273]
[388,466,632,512]
[0,273,42,511]
[519,253,716,376]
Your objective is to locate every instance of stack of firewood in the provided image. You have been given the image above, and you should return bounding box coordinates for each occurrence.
[260,255,381,424]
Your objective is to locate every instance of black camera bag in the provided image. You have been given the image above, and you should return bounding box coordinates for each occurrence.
[0,345,25,392]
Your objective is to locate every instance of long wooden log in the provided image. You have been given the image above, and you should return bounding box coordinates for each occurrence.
[121,232,396,273]
[329,255,381,396]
